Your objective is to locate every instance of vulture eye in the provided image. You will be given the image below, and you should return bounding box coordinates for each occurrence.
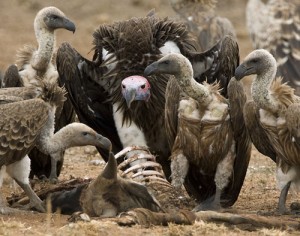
[251,58,259,63]
[82,132,88,136]
[141,84,146,89]
[122,84,126,89]
[162,60,170,65]
[51,15,59,20]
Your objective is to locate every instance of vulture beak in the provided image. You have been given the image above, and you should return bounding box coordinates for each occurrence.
[61,18,76,33]
[96,133,112,151]
[234,64,247,80]
[144,62,159,76]
[124,88,136,108]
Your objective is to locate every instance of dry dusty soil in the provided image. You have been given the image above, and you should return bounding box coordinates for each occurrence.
[0,0,299,235]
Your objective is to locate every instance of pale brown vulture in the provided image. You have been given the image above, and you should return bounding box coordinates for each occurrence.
[235,49,300,214]
[246,0,300,95]
[0,81,111,214]
[169,0,237,51]
[1,6,76,182]
[144,49,251,210]
[48,152,161,216]
[56,12,248,208]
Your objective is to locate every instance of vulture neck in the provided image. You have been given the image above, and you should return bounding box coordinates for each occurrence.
[251,64,278,113]
[37,107,73,154]
[31,20,55,72]
[176,63,212,106]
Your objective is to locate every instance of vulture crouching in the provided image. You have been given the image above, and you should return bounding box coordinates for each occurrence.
[235,49,300,214]
[49,152,161,216]
[0,81,111,214]
[56,12,247,207]
[1,6,76,182]
[144,51,251,210]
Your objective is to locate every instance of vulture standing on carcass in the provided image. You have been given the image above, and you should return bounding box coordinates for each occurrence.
[169,0,237,51]
[56,12,249,208]
[246,0,300,95]
[50,152,161,216]
[235,49,300,214]
[144,51,251,210]
[1,6,76,182]
[0,81,112,214]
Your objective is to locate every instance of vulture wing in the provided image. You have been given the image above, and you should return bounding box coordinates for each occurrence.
[169,0,237,51]
[223,77,252,207]
[246,0,300,94]
[187,35,239,97]
[243,101,277,162]
[164,78,182,149]
[0,99,48,167]
[56,42,123,161]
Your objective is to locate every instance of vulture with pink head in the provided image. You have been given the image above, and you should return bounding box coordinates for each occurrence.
[56,11,250,208]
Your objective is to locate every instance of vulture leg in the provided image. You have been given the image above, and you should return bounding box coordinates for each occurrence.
[170,150,189,189]
[194,143,236,211]
[48,151,63,184]
[278,181,291,214]
[6,156,45,212]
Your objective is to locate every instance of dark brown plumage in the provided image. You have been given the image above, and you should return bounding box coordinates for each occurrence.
[1,6,76,182]
[170,0,237,51]
[56,12,245,207]
[144,47,251,210]
[235,49,300,214]
[246,0,300,95]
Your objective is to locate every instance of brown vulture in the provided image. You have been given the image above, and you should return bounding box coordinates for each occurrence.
[246,0,300,95]
[56,12,249,208]
[0,81,111,214]
[169,0,237,51]
[49,151,161,216]
[235,49,300,214]
[144,51,251,210]
[1,6,76,182]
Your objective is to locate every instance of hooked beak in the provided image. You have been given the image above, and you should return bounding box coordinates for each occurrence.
[96,134,112,152]
[235,64,256,80]
[144,62,159,76]
[124,88,136,108]
[63,18,76,33]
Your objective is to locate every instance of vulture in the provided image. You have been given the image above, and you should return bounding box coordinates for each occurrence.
[235,49,300,214]
[1,6,76,182]
[0,81,112,214]
[50,152,161,216]
[144,52,251,210]
[169,0,237,51]
[246,0,300,95]
[56,12,247,207]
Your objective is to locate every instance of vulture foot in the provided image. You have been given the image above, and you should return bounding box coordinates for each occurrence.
[192,201,222,212]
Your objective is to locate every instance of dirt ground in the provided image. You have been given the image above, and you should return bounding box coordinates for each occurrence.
[0,0,299,235]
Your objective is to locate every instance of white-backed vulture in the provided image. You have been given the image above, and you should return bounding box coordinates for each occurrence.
[144,50,251,210]
[49,151,161,216]
[1,6,76,182]
[169,0,237,51]
[246,0,300,95]
[56,12,248,207]
[0,81,111,214]
[235,49,300,214]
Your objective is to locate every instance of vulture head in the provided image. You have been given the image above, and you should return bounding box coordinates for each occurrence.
[34,6,76,34]
[144,53,193,78]
[235,49,276,80]
[60,123,112,150]
[121,75,151,108]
